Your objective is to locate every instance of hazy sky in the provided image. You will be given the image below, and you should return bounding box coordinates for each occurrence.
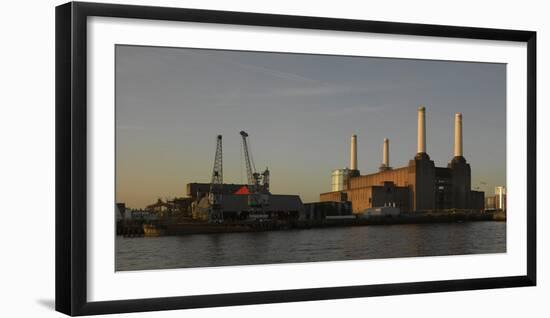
[116,45,506,209]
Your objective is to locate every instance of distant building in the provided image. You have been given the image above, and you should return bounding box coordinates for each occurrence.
[145,197,194,217]
[117,203,158,221]
[169,197,194,216]
[115,203,125,221]
[485,196,497,210]
[495,186,507,210]
[485,186,506,211]
[320,108,484,214]
[130,209,158,221]
[116,202,132,220]
[146,199,171,216]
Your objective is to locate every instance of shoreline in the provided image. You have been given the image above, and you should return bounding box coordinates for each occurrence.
[118,211,505,237]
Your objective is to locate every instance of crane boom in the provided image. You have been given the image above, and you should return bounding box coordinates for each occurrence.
[208,135,223,222]
[210,135,223,187]
[240,131,258,189]
[239,131,270,214]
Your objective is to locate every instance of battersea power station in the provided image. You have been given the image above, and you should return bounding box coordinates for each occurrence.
[320,106,485,214]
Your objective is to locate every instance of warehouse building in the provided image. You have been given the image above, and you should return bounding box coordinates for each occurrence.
[192,192,304,221]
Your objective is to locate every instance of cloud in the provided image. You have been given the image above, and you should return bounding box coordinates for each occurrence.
[227,59,321,84]
[323,104,387,117]
[195,50,321,84]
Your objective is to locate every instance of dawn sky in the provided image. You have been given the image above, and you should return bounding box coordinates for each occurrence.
[116,45,506,209]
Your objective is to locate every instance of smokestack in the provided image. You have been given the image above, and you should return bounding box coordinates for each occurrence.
[417,106,426,154]
[380,138,391,171]
[383,138,389,167]
[454,113,463,158]
[350,134,357,170]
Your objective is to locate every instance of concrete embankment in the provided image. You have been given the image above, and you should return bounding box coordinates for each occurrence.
[492,211,506,221]
[120,211,505,237]
[117,220,145,237]
[292,211,500,230]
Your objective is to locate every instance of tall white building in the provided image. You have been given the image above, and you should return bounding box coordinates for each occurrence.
[495,186,506,210]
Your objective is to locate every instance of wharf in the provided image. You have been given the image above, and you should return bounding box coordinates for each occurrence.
[120,211,504,237]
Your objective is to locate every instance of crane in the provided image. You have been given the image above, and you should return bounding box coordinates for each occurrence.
[240,131,270,216]
[262,168,270,192]
[208,135,223,222]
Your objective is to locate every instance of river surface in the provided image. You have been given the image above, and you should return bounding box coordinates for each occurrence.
[116,221,505,271]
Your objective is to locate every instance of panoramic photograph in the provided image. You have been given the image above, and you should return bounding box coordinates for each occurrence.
[114,45,507,271]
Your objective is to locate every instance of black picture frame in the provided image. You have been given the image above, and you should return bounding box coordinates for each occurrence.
[55,1,537,316]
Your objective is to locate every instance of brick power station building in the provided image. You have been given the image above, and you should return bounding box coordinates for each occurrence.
[320,106,484,214]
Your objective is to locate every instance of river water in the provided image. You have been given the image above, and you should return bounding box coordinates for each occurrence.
[116,221,505,271]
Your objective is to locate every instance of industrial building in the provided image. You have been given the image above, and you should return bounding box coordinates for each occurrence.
[186,131,305,222]
[320,106,485,214]
[302,201,352,220]
[192,188,304,221]
[134,183,305,222]
[187,182,251,200]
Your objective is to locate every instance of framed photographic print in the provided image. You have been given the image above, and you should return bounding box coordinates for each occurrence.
[55,1,536,316]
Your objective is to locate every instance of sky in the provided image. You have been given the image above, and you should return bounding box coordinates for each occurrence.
[115,45,506,209]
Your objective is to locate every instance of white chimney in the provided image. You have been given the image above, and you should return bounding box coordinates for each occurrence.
[454,113,463,157]
[417,106,426,154]
[383,138,389,167]
[350,134,357,170]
